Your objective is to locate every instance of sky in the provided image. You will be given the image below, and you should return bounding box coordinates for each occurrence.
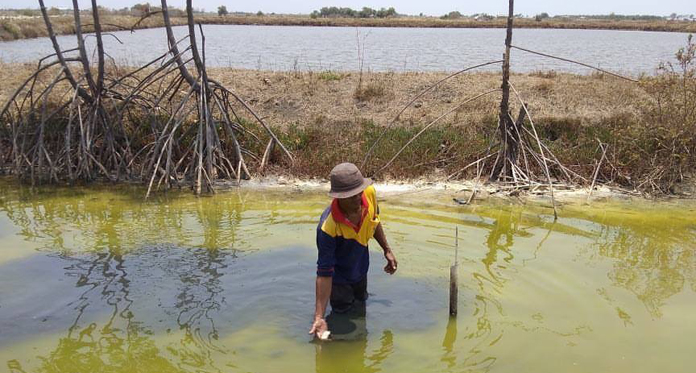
[2,0,693,17]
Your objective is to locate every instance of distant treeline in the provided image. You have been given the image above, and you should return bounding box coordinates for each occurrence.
[559,14,667,21]
[0,4,201,17]
[440,11,677,21]
[309,7,398,19]
[1,5,690,22]
[2,5,695,42]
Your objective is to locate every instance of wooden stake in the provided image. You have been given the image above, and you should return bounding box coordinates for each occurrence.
[491,0,516,181]
[449,226,459,316]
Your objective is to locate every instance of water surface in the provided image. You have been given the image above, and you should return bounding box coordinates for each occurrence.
[0,25,691,74]
[0,179,694,373]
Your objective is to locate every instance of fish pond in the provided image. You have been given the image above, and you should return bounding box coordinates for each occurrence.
[0,179,694,373]
[0,26,692,74]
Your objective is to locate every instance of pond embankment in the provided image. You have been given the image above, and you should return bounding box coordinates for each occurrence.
[2,13,696,42]
[0,63,694,196]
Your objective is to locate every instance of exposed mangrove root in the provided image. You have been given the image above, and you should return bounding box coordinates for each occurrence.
[364,0,641,215]
[0,0,292,196]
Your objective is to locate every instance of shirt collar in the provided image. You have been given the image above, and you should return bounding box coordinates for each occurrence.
[330,193,369,233]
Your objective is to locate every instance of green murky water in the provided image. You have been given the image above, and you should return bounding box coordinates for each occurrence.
[0,179,694,373]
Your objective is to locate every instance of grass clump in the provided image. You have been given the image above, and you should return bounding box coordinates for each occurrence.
[317,71,343,81]
[530,70,558,79]
[1,20,22,40]
[353,82,387,102]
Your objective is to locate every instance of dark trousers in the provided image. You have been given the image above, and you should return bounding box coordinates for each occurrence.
[330,276,368,314]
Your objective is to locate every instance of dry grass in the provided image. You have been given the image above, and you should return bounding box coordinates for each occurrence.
[1,14,695,41]
[202,68,648,131]
[0,63,650,139]
[0,14,182,41]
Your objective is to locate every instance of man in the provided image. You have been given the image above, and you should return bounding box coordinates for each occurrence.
[309,162,398,340]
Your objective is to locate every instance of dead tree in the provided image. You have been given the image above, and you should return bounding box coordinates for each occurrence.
[362,0,611,219]
[490,0,519,182]
[0,0,293,197]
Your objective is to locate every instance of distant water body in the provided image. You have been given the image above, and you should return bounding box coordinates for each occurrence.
[0,25,690,75]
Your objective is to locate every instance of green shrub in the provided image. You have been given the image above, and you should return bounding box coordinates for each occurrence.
[1,21,22,40]
[317,71,343,81]
[353,82,386,101]
[635,34,696,191]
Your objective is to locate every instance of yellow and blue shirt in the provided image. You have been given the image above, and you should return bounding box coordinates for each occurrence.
[316,185,380,284]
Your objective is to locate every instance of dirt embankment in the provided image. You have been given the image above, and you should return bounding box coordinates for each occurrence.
[203,69,646,131]
[0,64,693,196]
[0,65,647,130]
[1,13,696,42]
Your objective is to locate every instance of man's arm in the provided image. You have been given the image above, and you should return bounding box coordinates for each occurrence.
[309,276,331,338]
[312,221,336,339]
[374,222,398,274]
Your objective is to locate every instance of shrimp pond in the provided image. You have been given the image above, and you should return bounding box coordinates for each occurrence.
[0,179,694,373]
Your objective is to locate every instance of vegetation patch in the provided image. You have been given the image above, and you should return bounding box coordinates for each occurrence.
[317,71,343,81]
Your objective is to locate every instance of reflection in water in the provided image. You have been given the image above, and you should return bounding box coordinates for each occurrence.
[35,252,186,373]
[592,213,695,318]
[0,182,321,256]
[451,203,696,320]
[28,246,234,373]
[455,209,523,372]
[440,317,457,369]
[1,180,695,373]
[170,248,228,373]
[315,303,393,373]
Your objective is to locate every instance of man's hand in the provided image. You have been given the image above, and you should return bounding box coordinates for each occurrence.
[384,249,398,274]
[309,317,329,339]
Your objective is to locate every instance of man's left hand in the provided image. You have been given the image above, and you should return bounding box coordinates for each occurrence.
[384,249,398,274]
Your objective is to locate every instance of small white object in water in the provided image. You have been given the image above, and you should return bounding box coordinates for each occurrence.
[319,330,331,340]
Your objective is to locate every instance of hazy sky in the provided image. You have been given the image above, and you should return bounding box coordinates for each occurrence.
[3,1,693,17]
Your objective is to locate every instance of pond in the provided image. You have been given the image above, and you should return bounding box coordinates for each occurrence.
[0,179,695,373]
[0,25,691,75]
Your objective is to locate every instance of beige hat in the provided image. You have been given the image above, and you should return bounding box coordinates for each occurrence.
[328,163,372,198]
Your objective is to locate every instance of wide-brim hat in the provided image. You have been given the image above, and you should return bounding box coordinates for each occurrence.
[328,162,372,198]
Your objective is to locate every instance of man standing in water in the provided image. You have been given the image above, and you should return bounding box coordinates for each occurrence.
[309,163,398,340]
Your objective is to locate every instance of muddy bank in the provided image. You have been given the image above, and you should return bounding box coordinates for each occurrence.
[206,175,696,204]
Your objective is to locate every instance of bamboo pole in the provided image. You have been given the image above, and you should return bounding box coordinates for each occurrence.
[449,226,459,316]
